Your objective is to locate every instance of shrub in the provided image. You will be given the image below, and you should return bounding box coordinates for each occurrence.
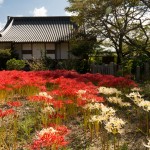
[0,49,11,70]
[26,59,47,71]
[6,58,26,70]
[56,59,90,73]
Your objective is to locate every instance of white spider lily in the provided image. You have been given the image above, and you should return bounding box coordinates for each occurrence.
[38,92,53,99]
[143,138,150,149]
[98,86,121,95]
[107,97,131,107]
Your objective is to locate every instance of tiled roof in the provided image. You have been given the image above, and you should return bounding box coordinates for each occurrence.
[0,16,77,42]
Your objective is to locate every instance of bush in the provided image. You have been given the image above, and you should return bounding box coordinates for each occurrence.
[26,59,47,71]
[56,59,90,73]
[0,49,11,70]
[6,58,26,70]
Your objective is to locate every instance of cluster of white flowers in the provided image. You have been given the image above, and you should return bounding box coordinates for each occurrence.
[98,87,121,95]
[126,92,150,112]
[126,92,143,99]
[77,90,86,97]
[89,104,116,123]
[107,97,131,107]
[38,92,53,99]
[41,106,55,114]
[83,103,101,111]
[100,103,116,120]
[37,127,58,138]
[89,115,104,123]
[89,103,125,134]
[104,117,125,134]
[138,100,150,112]
[131,87,142,92]
[143,138,150,149]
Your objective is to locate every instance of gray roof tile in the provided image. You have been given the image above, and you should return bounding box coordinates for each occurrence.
[0,16,77,42]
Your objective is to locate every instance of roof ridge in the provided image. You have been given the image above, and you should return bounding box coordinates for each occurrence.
[8,16,72,18]
[0,18,14,37]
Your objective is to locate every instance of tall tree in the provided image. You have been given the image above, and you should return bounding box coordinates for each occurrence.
[66,0,150,64]
[140,0,150,8]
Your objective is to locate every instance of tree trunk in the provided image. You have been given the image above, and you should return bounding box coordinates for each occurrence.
[116,49,123,64]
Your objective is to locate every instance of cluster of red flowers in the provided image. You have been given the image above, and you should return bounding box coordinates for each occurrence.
[0,70,137,92]
[31,124,70,149]
[0,109,15,118]
[49,112,64,119]
[28,76,104,108]
[7,101,23,107]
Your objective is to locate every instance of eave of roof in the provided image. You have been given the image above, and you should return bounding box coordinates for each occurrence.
[0,16,77,43]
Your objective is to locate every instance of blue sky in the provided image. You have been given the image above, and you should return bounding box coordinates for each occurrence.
[0,0,70,30]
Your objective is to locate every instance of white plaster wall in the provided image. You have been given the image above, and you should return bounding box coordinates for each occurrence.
[61,43,68,59]
[46,43,55,59]
[32,43,45,59]
[56,43,61,59]
[22,43,32,59]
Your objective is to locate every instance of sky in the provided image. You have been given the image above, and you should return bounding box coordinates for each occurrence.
[0,0,71,30]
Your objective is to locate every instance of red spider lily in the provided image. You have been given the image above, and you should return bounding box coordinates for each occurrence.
[52,100,64,109]
[55,125,71,136]
[31,125,70,150]
[49,112,64,119]
[7,101,22,107]
[31,133,68,150]
[64,99,74,104]
[27,96,53,104]
[47,124,71,136]
[0,70,136,93]
[27,96,45,103]
[50,89,62,97]
[0,109,15,118]
[80,93,104,103]
[77,98,88,107]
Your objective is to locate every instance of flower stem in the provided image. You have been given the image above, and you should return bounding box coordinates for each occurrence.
[114,134,116,150]
[147,112,149,135]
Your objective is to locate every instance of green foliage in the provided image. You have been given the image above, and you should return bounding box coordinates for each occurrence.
[26,54,57,71]
[0,49,11,70]
[46,82,58,91]
[56,59,90,73]
[122,59,133,75]
[70,36,96,59]
[18,115,36,140]
[26,59,47,71]
[6,58,26,70]
[132,54,150,71]
[69,32,96,73]
[42,56,57,70]
[123,52,150,75]
[119,143,128,150]
[74,59,90,73]
[69,31,97,61]
[66,0,150,64]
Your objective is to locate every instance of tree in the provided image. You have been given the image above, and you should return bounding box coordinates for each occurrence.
[69,32,97,60]
[66,0,150,64]
[140,0,150,8]
[69,31,97,73]
[0,49,11,70]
